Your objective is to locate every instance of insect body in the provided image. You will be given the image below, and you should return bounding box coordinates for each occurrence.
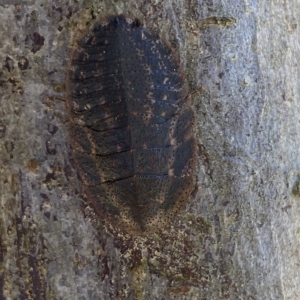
[66,16,196,234]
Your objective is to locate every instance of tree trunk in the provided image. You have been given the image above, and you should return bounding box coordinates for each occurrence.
[1,0,299,299]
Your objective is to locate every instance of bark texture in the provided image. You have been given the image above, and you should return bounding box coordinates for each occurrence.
[0,0,300,299]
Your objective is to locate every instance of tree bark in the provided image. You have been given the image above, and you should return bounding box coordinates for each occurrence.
[1,0,299,299]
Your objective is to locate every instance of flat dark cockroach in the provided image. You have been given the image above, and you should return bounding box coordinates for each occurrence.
[66,15,197,234]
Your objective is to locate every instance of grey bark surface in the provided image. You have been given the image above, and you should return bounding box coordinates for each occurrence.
[0,0,299,299]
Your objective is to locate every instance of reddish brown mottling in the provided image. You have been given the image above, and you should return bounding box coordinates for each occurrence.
[66,15,196,234]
